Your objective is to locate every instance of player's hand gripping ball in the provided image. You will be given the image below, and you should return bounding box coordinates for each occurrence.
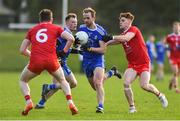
[75,31,89,45]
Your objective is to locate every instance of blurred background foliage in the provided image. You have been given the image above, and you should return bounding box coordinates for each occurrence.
[2,0,180,35]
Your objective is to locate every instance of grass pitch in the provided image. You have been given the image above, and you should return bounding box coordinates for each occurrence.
[0,72,179,120]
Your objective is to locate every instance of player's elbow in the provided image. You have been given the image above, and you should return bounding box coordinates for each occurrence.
[101,49,106,54]
[99,48,106,54]
[68,37,75,44]
[19,48,27,55]
[19,48,24,55]
[95,50,105,54]
[70,35,75,42]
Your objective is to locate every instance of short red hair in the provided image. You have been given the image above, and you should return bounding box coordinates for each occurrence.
[119,12,134,22]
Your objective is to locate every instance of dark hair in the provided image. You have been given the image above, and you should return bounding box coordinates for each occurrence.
[65,13,77,22]
[39,9,53,22]
[83,7,96,17]
[120,12,134,21]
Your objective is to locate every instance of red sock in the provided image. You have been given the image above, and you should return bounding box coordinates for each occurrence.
[157,92,161,97]
[25,95,31,101]
[66,95,72,100]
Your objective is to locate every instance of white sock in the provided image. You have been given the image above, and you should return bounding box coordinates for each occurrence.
[26,99,32,104]
[67,100,73,105]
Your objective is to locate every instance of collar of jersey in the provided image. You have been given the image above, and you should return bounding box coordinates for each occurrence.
[64,27,72,34]
[40,22,52,24]
[86,24,97,31]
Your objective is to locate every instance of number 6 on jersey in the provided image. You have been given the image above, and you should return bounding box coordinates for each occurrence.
[36,29,48,43]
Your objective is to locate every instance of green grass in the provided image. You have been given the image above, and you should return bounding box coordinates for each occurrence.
[0,72,179,120]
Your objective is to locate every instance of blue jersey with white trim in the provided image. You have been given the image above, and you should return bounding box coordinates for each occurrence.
[56,27,72,63]
[78,24,107,61]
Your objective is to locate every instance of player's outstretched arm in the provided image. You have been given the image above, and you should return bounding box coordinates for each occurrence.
[113,32,135,42]
[104,32,135,46]
[19,39,31,57]
[88,41,106,54]
[102,34,113,42]
[106,39,120,46]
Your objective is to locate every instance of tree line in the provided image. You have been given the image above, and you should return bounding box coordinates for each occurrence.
[3,0,179,35]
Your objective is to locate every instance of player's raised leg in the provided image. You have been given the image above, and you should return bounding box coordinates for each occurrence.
[19,65,37,115]
[35,72,77,109]
[104,66,122,80]
[123,68,137,113]
[139,71,168,108]
[35,77,60,109]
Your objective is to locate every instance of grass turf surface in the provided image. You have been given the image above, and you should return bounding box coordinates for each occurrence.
[0,72,179,120]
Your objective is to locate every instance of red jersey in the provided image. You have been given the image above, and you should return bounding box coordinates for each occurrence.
[121,26,150,65]
[26,22,64,60]
[166,33,180,59]
[25,22,64,74]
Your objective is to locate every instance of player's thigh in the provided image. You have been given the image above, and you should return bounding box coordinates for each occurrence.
[139,71,150,85]
[65,72,77,85]
[93,67,104,83]
[20,65,38,82]
[124,68,137,85]
[51,66,66,82]
[87,77,96,90]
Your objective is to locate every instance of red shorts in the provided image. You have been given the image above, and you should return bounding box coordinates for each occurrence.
[28,58,60,74]
[169,58,180,68]
[128,62,150,75]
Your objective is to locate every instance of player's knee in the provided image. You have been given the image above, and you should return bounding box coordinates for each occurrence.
[94,80,103,87]
[123,83,132,92]
[70,81,77,88]
[20,77,28,82]
[140,83,148,90]
[124,80,131,87]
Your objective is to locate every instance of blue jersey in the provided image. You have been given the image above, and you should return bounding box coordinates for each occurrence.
[156,41,166,64]
[78,24,107,77]
[146,40,157,64]
[56,27,72,75]
[56,27,72,64]
[78,24,107,61]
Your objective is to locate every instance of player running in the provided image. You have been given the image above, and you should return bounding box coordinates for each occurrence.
[19,9,78,115]
[78,7,122,113]
[104,12,168,113]
[34,13,81,109]
[166,21,180,93]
